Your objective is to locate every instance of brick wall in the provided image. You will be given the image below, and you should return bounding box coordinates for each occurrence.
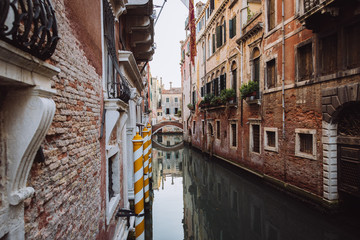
[24,0,103,238]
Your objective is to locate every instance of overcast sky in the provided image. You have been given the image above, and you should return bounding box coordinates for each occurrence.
[150,0,201,89]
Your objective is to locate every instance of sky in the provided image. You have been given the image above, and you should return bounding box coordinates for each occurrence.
[150,0,202,89]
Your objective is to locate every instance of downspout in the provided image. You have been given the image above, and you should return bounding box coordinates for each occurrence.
[240,0,247,161]
[281,0,285,139]
[281,0,287,182]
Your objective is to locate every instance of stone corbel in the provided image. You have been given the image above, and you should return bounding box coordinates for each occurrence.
[105,99,128,145]
[5,88,56,205]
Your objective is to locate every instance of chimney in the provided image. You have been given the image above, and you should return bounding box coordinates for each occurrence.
[169,82,172,89]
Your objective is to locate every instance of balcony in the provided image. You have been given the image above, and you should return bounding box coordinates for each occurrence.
[0,0,59,60]
[298,0,355,31]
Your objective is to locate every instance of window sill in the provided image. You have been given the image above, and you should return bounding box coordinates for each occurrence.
[264,146,278,153]
[295,152,317,161]
[107,194,120,224]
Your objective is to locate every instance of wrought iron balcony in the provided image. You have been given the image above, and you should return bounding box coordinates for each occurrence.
[0,0,59,60]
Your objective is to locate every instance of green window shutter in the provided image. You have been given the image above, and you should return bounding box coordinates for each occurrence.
[223,21,226,44]
[229,19,233,38]
[212,34,215,53]
[216,26,221,48]
[233,16,236,37]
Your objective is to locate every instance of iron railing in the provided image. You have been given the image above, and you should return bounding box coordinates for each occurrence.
[0,0,59,60]
[103,0,131,103]
[304,0,320,12]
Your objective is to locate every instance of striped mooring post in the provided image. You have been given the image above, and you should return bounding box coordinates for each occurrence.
[142,126,150,203]
[147,123,153,179]
[132,129,145,240]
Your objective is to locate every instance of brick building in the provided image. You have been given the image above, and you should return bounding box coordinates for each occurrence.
[0,0,155,239]
[183,0,360,207]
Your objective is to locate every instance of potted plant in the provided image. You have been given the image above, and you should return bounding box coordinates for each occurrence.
[204,94,214,107]
[240,80,259,99]
[210,96,224,107]
[187,103,195,110]
[220,88,236,103]
[199,99,206,108]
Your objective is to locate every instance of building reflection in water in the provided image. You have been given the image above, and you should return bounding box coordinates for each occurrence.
[150,136,359,240]
[182,147,360,240]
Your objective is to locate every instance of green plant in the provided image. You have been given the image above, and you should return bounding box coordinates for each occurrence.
[199,99,206,108]
[240,80,259,99]
[210,96,224,106]
[220,88,236,102]
[204,94,214,103]
[187,103,194,110]
[176,109,182,117]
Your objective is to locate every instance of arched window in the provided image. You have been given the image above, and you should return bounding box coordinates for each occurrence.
[216,17,226,48]
[251,47,260,82]
[220,67,226,93]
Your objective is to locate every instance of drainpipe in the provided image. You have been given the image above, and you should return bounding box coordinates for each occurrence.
[281,0,285,139]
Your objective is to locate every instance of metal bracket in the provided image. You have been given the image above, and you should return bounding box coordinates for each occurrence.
[116,208,145,228]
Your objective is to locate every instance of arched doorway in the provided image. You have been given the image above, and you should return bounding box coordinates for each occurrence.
[336,102,360,199]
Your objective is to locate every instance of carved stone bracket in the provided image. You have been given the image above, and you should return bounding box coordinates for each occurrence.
[5,88,56,205]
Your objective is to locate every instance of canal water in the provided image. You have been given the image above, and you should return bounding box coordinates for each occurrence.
[149,134,360,240]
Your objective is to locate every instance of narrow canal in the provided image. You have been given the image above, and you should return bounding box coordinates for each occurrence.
[148,134,360,240]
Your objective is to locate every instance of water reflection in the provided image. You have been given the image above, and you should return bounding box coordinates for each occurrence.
[183,147,360,240]
[151,134,184,240]
[150,135,360,240]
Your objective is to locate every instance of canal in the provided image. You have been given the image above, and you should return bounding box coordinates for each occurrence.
[148,134,360,240]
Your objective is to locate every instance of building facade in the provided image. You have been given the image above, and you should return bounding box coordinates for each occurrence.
[183,0,360,207]
[0,0,155,239]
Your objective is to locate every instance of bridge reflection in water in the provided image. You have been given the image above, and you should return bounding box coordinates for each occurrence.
[149,135,360,240]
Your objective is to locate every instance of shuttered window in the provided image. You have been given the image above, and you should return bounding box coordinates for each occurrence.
[268,0,275,31]
[345,22,360,69]
[320,34,338,75]
[231,123,237,147]
[216,121,221,139]
[206,82,211,94]
[223,20,226,44]
[214,78,219,96]
[212,34,216,53]
[229,16,236,38]
[220,74,226,92]
[266,59,276,88]
[201,86,204,97]
[216,25,222,48]
[253,57,260,82]
[252,125,260,153]
[297,43,313,81]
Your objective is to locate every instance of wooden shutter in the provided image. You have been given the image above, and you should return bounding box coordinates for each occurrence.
[253,125,260,153]
[233,16,236,37]
[216,26,221,48]
[268,0,275,31]
[212,34,216,53]
[201,86,204,97]
[229,19,233,38]
[223,21,226,44]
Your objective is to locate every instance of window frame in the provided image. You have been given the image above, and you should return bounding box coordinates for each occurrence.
[265,58,276,89]
[106,151,120,224]
[229,121,238,148]
[216,120,221,140]
[250,122,261,154]
[264,127,278,152]
[295,39,314,82]
[295,129,317,160]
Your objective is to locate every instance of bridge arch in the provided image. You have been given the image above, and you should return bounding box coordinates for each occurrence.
[152,121,183,134]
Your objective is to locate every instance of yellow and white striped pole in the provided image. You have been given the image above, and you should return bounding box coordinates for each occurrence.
[133,129,145,240]
[147,123,153,179]
[142,126,150,203]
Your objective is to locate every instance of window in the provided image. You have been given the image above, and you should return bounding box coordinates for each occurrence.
[166,108,170,115]
[202,120,205,135]
[345,22,360,69]
[267,0,275,31]
[208,34,212,57]
[193,121,196,134]
[266,59,276,88]
[229,16,236,39]
[319,34,338,75]
[251,124,260,153]
[166,97,169,102]
[106,152,120,223]
[216,120,221,139]
[157,135,162,142]
[166,153,171,159]
[216,19,226,48]
[251,48,260,83]
[297,42,313,81]
[295,129,317,160]
[230,123,237,147]
[208,123,214,136]
[212,33,216,54]
[167,141,170,146]
[174,108,178,114]
[206,81,212,95]
[201,86,204,97]
[175,97,178,102]
[192,90,196,105]
[213,78,219,96]
[210,0,214,14]
[264,127,278,152]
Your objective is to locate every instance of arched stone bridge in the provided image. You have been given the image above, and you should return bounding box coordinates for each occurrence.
[152,140,184,152]
[152,121,183,134]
